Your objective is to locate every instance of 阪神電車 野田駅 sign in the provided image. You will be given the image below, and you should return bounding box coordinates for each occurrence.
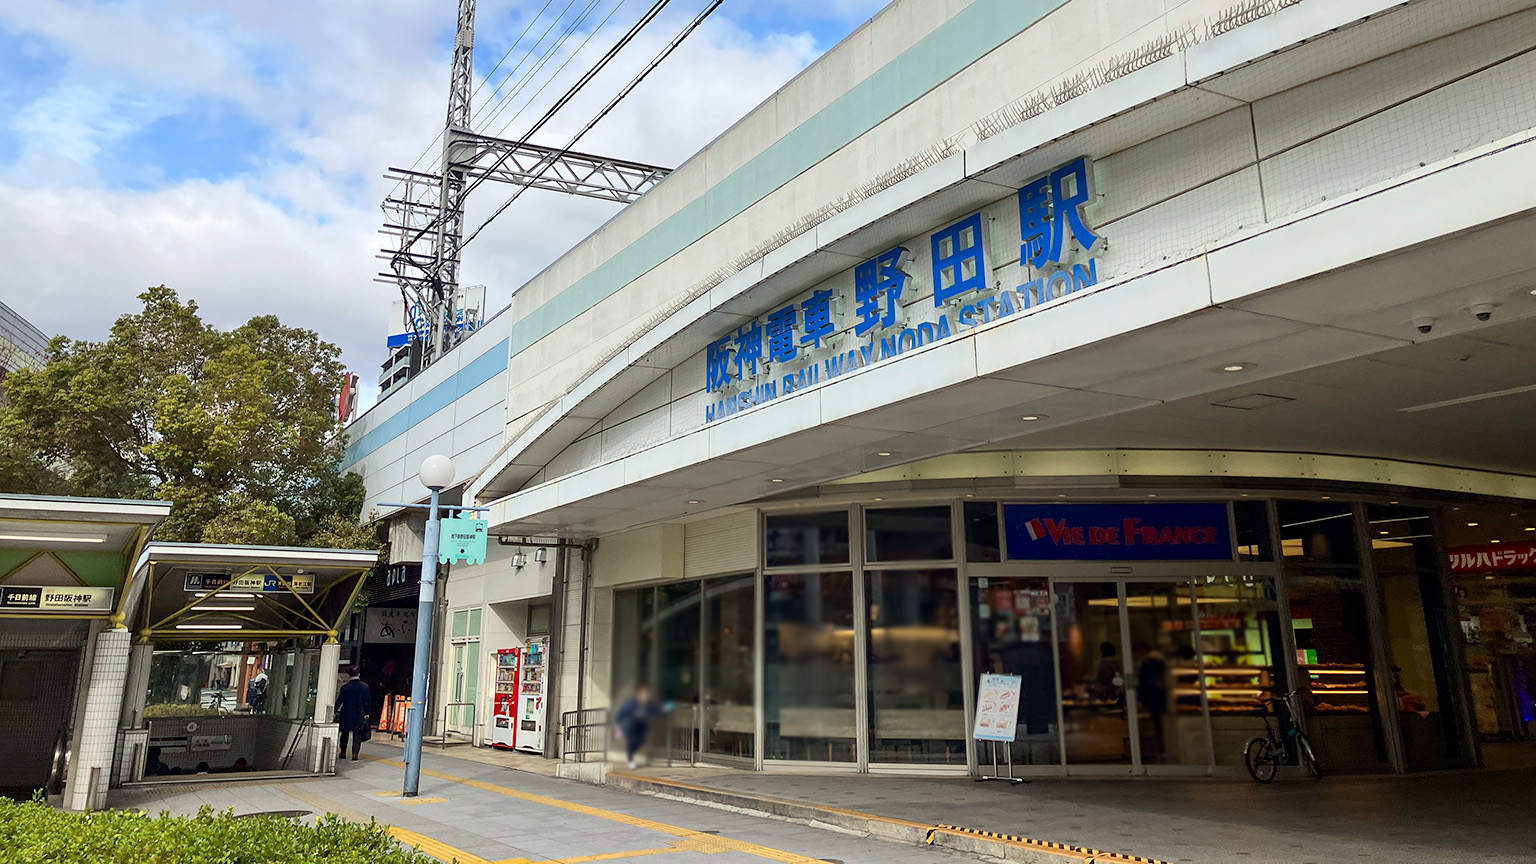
[703,157,1106,424]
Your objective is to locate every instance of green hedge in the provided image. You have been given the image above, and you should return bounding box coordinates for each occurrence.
[0,797,434,864]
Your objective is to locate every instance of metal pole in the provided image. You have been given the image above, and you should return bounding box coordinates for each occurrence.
[404,486,442,796]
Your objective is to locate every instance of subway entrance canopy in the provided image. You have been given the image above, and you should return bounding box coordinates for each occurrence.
[135,544,376,643]
[0,494,169,807]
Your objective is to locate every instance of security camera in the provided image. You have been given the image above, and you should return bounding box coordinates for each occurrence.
[1471,303,1496,322]
[1412,316,1435,335]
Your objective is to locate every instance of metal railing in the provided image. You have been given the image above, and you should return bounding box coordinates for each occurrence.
[426,702,476,748]
[561,708,609,763]
[660,713,695,767]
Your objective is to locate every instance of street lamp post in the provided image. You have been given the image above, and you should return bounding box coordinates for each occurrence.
[403,454,454,796]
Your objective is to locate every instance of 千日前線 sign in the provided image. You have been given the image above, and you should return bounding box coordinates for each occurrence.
[0,585,115,613]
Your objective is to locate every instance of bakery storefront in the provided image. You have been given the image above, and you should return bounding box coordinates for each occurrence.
[610,487,1524,777]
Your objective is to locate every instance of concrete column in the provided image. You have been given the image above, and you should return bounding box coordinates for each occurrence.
[64,627,131,811]
[119,641,154,728]
[314,640,341,723]
[267,646,289,716]
[288,650,312,719]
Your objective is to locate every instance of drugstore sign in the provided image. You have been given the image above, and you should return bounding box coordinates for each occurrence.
[1449,541,1536,572]
[704,157,1105,424]
[0,584,114,613]
[1004,503,1233,561]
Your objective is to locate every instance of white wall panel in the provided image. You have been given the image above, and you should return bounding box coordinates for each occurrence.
[683,511,758,579]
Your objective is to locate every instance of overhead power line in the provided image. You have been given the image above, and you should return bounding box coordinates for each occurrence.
[390,0,676,279]
[461,0,726,250]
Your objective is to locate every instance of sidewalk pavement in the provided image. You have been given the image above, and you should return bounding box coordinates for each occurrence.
[613,763,1536,864]
[107,745,1005,864]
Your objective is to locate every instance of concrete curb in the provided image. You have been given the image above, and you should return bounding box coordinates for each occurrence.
[604,772,1168,864]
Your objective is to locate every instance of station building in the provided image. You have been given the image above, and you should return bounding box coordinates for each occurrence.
[343,0,1536,777]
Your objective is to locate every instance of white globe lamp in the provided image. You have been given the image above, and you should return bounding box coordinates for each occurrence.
[418,455,456,490]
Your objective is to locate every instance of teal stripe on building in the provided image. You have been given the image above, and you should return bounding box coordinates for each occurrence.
[344,0,1069,468]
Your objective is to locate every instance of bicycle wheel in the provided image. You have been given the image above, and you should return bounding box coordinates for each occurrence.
[1296,732,1323,780]
[1244,736,1278,783]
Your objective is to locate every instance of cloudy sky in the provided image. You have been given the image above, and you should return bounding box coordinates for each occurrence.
[0,0,886,407]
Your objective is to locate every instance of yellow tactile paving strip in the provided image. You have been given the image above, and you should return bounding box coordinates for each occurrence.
[355,755,828,864]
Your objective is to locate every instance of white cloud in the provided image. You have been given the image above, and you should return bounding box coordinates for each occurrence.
[0,2,826,410]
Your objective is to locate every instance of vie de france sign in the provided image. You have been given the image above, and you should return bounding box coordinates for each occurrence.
[704,157,1106,424]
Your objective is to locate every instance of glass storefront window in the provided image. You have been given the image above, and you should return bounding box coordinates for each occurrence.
[964,501,1001,563]
[1369,504,1464,769]
[765,511,850,568]
[1194,576,1284,765]
[866,568,965,763]
[1286,574,1390,771]
[703,574,755,760]
[611,588,655,704]
[972,576,1058,765]
[865,506,954,562]
[657,582,701,745]
[1278,501,1361,570]
[1233,500,1273,562]
[764,571,857,761]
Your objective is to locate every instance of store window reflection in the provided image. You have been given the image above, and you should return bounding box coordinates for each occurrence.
[867,569,965,764]
[657,582,701,750]
[1368,504,1465,769]
[1445,502,1536,762]
[703,574,755,760]
[1278,501,1390,773]
[972,577,1058,765]
[1124,582,1208,768]
[1194,575,1284,765]
[1055,582,1131,765]
[763,571,857,761]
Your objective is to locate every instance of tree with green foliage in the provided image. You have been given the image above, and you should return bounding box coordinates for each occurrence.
[0,286,380,553]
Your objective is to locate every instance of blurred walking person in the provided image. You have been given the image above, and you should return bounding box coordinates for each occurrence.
[335,667,372,761]
[613,684,669,770]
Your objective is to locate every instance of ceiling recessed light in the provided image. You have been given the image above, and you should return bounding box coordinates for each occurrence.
[1217,362,1255,373]
[686,500,702,505]
[769,479,784,483]
[876,451,894,457]
[1453,506,1461,511]
[1467,522,1479,527]
[1020,414,1047,422]
[1379,531,1390,535]
[873,497,884,502]
[1490,539,1501,544]
[1486,575,1496,580]
[1147,493,1158,498]
[964,494,974,498]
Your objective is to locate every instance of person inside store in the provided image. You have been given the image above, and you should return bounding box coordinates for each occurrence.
[613,683,672,770]
[335,666,373,761]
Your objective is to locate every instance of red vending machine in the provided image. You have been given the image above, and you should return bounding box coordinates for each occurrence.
[490,648,521,749]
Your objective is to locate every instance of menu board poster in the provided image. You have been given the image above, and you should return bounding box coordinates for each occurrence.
[973,673,1023,742]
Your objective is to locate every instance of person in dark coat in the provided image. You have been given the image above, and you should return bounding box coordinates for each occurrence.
[335,667,372,761]
[613,684,669,769]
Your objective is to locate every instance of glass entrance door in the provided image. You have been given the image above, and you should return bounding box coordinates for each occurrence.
[1054,582,1133,768]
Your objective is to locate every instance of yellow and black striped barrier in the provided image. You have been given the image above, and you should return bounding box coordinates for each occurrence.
[924,823,1171,864]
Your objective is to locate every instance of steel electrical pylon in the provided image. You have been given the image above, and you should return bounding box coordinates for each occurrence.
[379,0,673,370]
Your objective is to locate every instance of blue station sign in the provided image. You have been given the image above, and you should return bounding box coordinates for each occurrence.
[703,156,1106,424]
[1004,503,1233,561]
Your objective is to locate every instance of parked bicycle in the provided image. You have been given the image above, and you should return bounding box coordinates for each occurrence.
[1243,688,1323,783]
